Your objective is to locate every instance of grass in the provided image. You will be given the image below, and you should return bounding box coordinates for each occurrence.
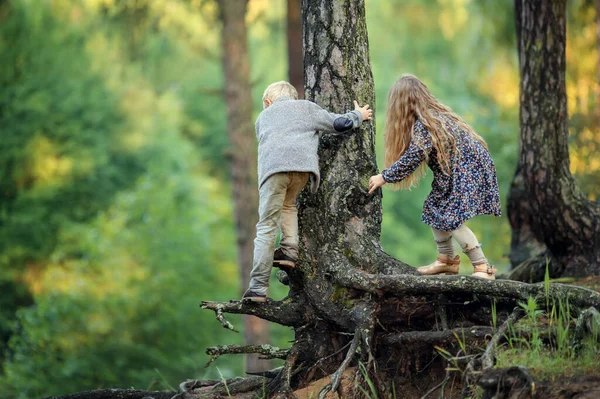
[495,268,600,383]
[495,341,600,380]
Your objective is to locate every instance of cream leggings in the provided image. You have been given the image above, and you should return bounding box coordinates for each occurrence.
[432,225,488,265]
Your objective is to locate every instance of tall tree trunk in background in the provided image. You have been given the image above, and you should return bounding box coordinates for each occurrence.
[596,0,600,113]
[508,0,600,281]
[216,0,270,373]
[287,0,303,97]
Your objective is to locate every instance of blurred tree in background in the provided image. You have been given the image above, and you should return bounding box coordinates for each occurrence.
[0,0,597,397]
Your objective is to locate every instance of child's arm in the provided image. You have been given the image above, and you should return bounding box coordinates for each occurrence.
[308,101,372,133]
[368,124,432,194]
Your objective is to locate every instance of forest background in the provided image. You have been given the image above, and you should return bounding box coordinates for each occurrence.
[0,0,598,398]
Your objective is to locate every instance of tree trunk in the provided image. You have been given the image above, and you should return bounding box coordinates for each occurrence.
[508,0,600,280]
[287,0,303,98]
[597,0,600,112]
[216,0,270,373]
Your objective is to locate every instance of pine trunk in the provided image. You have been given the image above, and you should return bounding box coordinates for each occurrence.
[217,0,271,372]
[287,0,304,98]
[508,0,600,280]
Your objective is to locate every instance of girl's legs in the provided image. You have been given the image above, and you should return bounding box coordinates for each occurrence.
[451,225,487,265]
[431,228,455,258]
[451,224,496,279]
[416,229,460,275]
[417,225,496,279]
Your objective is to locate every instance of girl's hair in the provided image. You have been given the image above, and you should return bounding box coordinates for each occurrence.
[384,74,488,190]
[262,81,298,108]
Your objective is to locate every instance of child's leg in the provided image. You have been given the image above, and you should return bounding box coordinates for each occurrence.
[279,172,309,259]
[451,224,496,279]
[451,224,487,265]
[247,173,289,296]
[431,228,455,258]
[416,228,460,275]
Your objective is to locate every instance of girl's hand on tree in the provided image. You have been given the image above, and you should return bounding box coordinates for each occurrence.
[354,100,373,121]
[368,174,386,194]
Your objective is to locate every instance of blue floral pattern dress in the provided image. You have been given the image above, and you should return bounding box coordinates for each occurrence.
[381,116,502,231]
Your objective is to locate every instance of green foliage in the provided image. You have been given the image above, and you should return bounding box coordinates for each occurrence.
[0,0,245,395]
[0,1,142,272]
[499,293,600,380]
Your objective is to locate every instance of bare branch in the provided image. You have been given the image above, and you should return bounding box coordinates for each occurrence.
[200,299,305,327]
[205,344,289,367]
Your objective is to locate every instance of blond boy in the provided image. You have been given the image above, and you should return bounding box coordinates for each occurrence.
[243,81,372,302]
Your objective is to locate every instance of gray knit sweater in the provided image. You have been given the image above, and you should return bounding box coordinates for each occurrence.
[256,97,364,193]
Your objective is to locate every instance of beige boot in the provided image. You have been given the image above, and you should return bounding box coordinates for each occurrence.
[417,254,460,275]
[472,263,497,280]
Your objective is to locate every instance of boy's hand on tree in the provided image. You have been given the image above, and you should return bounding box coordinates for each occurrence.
[368,174,386,194]
[354,100,373,121]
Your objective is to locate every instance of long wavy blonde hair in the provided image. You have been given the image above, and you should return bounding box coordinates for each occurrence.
[384,74,488,190]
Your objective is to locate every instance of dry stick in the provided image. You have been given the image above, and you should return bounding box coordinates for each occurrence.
[214,307,238,332]
[318,328,361,399]
[204,344,289,367]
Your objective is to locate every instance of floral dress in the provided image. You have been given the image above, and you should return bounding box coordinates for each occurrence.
[381,116,502,231]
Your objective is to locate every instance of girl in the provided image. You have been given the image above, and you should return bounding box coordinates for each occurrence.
[368,74,501,280]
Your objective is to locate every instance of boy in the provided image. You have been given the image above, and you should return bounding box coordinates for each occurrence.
[242,81,372,302]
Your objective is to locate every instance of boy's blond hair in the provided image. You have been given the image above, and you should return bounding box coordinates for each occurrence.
[262,81,298,108]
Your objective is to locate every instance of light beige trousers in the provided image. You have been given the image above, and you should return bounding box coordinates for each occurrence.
[248,172,309,295]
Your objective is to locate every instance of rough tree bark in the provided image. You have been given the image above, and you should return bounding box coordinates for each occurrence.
[216,0,271,372]
[507,0,600,281]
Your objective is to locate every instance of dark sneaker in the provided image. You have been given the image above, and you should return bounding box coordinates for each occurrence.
[242,290,266,303]
[273,248,296,269]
